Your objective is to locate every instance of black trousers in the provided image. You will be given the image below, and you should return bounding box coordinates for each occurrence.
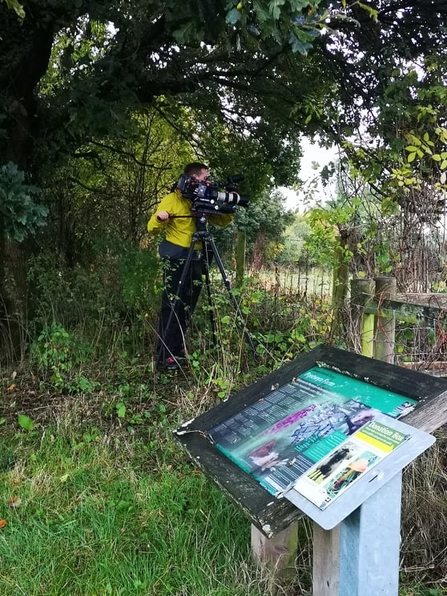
[157,256,206,360]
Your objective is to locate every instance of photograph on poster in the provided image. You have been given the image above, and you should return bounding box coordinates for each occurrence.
[207,366,416,497]
[293,418,409,509]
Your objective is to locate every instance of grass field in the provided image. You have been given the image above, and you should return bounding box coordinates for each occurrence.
[0,393,273,596]
[1,372,447,596]
[251,266,332,298]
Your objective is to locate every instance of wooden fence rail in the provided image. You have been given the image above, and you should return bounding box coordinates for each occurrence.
[351,277,447,370]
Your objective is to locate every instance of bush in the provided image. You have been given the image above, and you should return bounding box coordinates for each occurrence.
[30,322,97,393]
[27,241,160,356]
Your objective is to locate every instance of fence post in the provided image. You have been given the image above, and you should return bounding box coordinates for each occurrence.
[350,278,375,358]
[374,276,396,364]
[250,523,298,580]
[235,230,246,288]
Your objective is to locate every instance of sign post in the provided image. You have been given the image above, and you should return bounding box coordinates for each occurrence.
[339,473,402,596]
[311,474,403,596]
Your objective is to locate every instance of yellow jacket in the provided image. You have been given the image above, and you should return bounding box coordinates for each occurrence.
[147,190,234,250]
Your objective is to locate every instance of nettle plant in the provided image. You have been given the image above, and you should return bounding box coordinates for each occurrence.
[31,322,97,393]
[0,162,47,241]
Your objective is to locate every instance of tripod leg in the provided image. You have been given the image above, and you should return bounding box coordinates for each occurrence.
[202,243,217,346]
[156,243,196,367]
[205,236,257,357]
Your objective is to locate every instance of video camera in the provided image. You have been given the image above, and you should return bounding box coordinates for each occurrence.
[176,173,249,214]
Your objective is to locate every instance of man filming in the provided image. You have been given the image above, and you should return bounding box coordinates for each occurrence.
[148,162,234,371]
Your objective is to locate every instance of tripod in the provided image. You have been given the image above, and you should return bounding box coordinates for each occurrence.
[156,212,257,367]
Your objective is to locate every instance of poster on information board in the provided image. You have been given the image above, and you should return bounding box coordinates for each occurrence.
[291,418,409,510]
[207,366,416,497]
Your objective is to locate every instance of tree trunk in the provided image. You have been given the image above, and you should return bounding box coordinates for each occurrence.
[0,6,55,360]
[0,239,28,361]
[330,234,350,342]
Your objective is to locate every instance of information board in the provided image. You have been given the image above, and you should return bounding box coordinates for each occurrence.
[175,344,447,535]
[207,366,416,498]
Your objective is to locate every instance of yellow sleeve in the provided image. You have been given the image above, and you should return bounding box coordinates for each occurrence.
[147,192,177,234]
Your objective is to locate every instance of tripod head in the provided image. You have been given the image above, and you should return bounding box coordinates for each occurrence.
[193,212,212,239]
[169,211,213,240]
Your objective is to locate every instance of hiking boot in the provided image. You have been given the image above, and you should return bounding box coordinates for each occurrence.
[164,356,179,371]
[175,348,187,362]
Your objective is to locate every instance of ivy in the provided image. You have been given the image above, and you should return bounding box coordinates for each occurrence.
[0,162,48,242]
[1,0,24,19]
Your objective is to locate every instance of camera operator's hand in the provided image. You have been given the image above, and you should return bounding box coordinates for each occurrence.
[156,211,170,221]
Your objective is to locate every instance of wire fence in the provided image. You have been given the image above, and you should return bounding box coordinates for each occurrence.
[354,294,447,376]
[395,321,447,374]
[247,265,447,375]
[249,265,332,300]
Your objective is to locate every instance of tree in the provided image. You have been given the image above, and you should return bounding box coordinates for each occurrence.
[0,0,328,168]
[3,0,447,183]
[226,189,294,266]
[0,162,48,357]
[0,0,331,357]
[41,106,196,264]
[336,65,447,291]
[2,0,447,357]
[279,214,312,266]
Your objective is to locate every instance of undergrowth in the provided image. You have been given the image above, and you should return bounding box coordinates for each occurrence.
[1,258,447,595]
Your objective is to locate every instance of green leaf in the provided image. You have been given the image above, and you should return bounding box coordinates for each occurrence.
[116,403,126,418]
[18,414,34,431]
[3,0,25,19]
[253,2,270,23]
[407,152,416,163]
[226,8,241,24]
[357,2,378,20]
[289,33,313,54]
[172,22,201,44]
[293,0,314,9]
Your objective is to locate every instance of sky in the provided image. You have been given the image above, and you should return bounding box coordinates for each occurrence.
[279,137,338,211]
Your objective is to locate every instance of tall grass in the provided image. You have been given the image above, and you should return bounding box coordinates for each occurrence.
[401,432,447,588]
[0,414,273,596]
